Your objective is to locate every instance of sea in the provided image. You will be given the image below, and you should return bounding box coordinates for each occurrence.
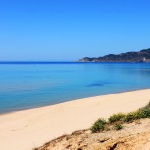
[0,62,150,114]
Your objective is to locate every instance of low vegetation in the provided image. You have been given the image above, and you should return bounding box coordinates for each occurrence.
[90,101,150,133]
[108,113,125,123]
[90,118,106,133]
[113,123,123,130]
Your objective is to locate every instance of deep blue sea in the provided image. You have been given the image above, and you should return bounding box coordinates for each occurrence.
[0,62,150,114]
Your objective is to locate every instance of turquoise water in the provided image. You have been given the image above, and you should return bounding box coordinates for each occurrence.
[0,62,150,113]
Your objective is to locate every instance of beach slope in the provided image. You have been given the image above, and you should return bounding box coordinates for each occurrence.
[0,89,150,150]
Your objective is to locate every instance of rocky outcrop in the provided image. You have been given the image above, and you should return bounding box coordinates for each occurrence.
[78,48,150,62]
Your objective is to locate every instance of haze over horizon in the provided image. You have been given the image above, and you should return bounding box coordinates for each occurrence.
[0,0,150,61]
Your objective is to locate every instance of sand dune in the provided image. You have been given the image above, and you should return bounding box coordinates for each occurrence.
[38,118,150,150]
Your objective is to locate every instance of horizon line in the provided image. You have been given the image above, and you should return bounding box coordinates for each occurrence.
[0,61,76,64]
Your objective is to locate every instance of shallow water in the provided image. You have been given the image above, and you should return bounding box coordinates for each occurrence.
[0,62,150,113]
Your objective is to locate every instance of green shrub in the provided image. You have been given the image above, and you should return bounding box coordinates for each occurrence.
[142,108,150,118]
[90,118,107,133]
[90,101,150,133]
[113,123,123,130]
[108,113,125,123]
[133,109,146,119]
[123,112,135,122]
[123,107,150,122]
[132,107,150,119]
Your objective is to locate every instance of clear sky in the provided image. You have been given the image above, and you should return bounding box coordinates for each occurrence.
[0,0,150,61]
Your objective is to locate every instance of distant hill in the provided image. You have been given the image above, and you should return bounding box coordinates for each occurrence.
[78,48,150,62]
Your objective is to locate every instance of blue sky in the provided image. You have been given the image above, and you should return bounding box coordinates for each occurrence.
[0,0,150,61]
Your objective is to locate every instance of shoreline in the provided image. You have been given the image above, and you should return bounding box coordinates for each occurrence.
[1,87,149,116]
[0,89,150,150]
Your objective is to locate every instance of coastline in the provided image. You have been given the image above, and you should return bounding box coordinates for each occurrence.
[0,89,150,150]
[1,87,149,116]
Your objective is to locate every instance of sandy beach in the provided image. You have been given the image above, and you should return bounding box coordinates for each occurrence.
[0,89,150,150]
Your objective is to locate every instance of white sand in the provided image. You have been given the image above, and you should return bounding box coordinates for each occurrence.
[0,89,150,150]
